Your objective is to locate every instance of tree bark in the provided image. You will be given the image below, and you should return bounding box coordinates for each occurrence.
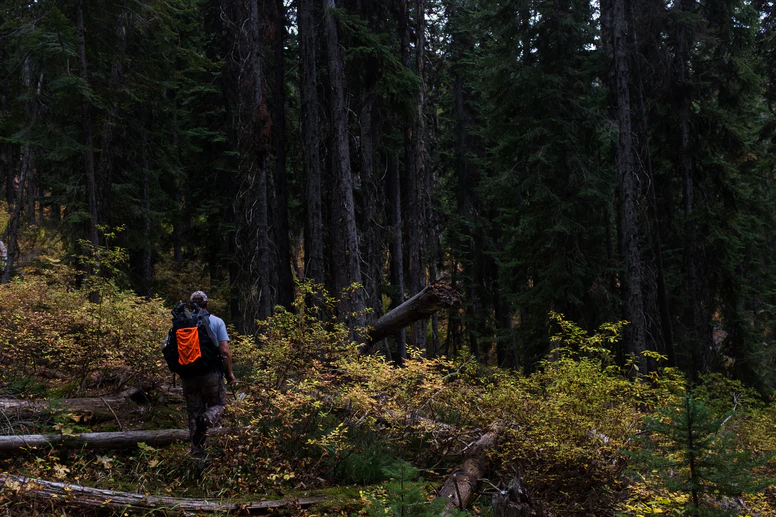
[674,0,708,378]
[361,283,459,352]
[437,432,496,515]
[2,59,38,285]
[139,124,154,296]
[0,396,144,424]
[299,0,325,285]
[631,7,676,367]
[26,153,35,225]
[387,152,407,360]
[359,89,384,325]
[233,0,273,331]
[96,13,128,227]
[492,476,543,517]
[0,428,231,452]
[76,0,99,250]
[2,146,31,285]
[0,474,325,513]
[324,0,366,329]
[172,107,183,264]
[4,144,13,207]
[398,0,419,348]
[612,0,647,372]
[408,0,427,350]
[272,0,294,310]
[353,0,383,323]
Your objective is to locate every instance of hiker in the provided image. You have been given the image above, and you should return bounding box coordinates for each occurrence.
[171,290,235,461]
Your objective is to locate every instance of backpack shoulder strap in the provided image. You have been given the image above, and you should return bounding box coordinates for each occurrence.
[197,310,220,348]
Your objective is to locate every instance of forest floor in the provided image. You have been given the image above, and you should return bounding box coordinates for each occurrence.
[0,375,377,516]
[1,269,775,516]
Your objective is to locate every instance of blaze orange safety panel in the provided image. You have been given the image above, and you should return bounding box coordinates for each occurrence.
[176,327,202,365]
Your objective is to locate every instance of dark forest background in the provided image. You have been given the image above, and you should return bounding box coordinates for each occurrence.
[3,0,776,391]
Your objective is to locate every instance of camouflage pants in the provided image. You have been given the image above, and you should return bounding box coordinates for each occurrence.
[181,371,226,458]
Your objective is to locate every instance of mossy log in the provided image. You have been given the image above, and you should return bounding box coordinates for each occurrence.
[0,474,326,514]
[0,428,229,452]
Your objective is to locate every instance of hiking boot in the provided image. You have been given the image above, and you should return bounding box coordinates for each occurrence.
[194,455,210,474]
[191,444,206,459]
[192,415,208,448]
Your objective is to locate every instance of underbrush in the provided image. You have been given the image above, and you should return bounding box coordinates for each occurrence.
[0,272,774,516]
[0,265,169,401]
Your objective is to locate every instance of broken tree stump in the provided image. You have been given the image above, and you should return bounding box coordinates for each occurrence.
[492,476,544,517]
[0,473,326,514]
[0,428,230,452]
[361,283,459,353]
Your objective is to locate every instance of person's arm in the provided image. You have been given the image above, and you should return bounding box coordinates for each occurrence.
[219,340,235,384]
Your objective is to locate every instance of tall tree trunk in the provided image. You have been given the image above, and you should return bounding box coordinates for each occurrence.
[2,148,31,285]
[360,90,384,324]
[96,13,128,229]
[408,0,427,349]
[631,4,676,366]
[3,59,39,284]
[612,0,648,371]
[299,0,325,286]
[272,0,294,309]
[233,0,273,331]
[356,2,384,329]
[172,108,183,264]
[76,0,99,250]
[449,2,481,360]
[323,0,366,329]
[139,123,154,296]
[1,40,12,208]
[399,0,415,344]
[674,0,707,378]
[4,144,13,207]
[26,152,35,226]
[387,152,407,361]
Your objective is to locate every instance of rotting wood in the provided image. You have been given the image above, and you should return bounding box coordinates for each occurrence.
[0,428,230,452]
[361,283,459,353]
[0,474,326,514]
[492,475,544,517]
[436,432,496,515]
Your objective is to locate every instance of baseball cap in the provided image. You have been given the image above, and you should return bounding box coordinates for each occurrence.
[190,291,208,303]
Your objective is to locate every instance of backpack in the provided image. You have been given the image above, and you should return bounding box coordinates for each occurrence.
[163,302,222,377]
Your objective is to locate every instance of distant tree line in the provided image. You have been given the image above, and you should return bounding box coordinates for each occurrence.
[2,0,776,389]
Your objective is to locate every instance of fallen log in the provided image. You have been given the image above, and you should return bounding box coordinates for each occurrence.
[0,474,326,514]
[437,432,496,515]
[362,283,459,353]
[0,396,132,424]
[0,428,230,452]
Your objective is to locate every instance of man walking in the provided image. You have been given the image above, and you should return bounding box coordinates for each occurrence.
[178,290,235,463]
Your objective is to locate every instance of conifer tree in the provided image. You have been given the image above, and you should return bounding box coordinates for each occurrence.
[477,0,614,368]
[628,395,772,516]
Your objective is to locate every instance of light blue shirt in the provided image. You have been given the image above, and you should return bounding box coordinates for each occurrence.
[203,313,230,343]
